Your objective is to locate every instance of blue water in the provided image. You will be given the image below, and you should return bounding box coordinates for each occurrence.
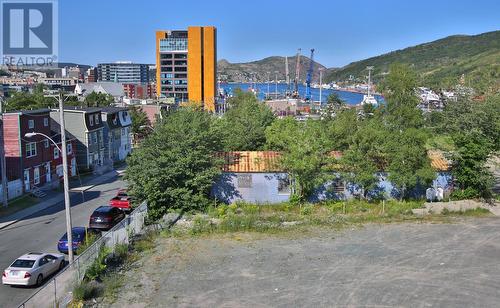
[220,83,384,105]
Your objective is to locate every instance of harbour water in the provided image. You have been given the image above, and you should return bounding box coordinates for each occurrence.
[220,83,384,105]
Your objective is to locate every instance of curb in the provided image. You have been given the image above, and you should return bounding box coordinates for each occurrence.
[0,171,121,231]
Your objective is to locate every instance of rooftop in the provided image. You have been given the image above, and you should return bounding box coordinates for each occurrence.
[218,151,451,173]
[100,106,129,114]
[5,108,51,115]
[51,106,101,113]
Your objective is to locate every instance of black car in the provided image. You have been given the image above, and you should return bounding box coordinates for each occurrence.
[89,206,125,231]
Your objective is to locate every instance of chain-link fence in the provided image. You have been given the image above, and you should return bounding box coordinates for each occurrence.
[17,202,148,308]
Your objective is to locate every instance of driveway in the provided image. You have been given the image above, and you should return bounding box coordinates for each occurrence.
[113,217,500,307]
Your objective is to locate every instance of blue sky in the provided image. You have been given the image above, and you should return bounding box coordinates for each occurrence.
[59,0,499,68]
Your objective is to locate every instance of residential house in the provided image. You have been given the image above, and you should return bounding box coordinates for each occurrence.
[74,82,125,102]
[100,107,132,162]
[3,109,54,192]
[212,151,292,204]
[50,107,105,171]
[49,121,78,180]
[212,151,453,204]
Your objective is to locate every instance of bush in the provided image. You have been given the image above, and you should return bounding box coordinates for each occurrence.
[300,205,314,216]
[73,281,99,301]
[76,233,99,255]
[114,243,129,260]
[451,188,479,200]
[85,246,110,281]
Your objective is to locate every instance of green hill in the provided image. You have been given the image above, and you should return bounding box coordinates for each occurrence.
[325,31,500,93]
[218,55,329,83]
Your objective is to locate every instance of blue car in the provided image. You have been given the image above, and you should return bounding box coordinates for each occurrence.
[57,227,101,254]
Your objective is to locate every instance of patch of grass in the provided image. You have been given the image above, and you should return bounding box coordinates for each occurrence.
[169,199,479,237]
[133,231,156,253]
[448,207,492,217]
[73,281,100,301]
[0,195,39,218]
[101,273,125,302]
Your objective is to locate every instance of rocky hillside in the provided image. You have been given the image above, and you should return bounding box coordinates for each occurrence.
[218,56,332,83]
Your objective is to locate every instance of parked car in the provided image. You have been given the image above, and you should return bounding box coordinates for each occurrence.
[2,253,65,286]
[89,206,125,231]
[57,227,101,254]
[109,189,133,212]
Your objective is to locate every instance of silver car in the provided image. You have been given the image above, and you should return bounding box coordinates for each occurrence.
[2,252,65,286]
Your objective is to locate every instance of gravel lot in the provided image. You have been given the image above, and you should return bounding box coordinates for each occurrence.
[111,217,500,308]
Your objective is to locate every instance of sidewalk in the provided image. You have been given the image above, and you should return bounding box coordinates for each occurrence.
[0,168,123,230]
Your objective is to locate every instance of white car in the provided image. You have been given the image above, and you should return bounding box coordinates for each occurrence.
[2,252,65,286]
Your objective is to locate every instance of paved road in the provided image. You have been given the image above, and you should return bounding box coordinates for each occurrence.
[113,217,500,307]
[0,175,125,308]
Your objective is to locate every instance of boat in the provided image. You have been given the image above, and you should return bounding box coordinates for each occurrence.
[361,94,378,105]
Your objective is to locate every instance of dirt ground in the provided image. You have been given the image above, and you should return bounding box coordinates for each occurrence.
[110,217,500,308]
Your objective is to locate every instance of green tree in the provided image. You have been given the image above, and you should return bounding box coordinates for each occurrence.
[321,93,345,120]
[219,89,275,151]
[451,130,494,198]
[129,106,151,135]
[266,117,332,201]
[341,119,388,199]
[385,128,435,200]
[126,107,223,220]
[381,63,423,130]
[84,92,114,107]
[322,108,359,151]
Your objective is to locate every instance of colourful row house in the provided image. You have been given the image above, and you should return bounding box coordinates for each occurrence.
[2,109,77,193]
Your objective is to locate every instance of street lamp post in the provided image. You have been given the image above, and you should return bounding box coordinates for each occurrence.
[27,91,75,263]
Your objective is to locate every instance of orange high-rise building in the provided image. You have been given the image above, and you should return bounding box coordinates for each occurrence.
[156,26,217,111]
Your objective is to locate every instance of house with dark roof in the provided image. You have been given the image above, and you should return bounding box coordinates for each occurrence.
[50,107,105,170]
[100,107,132,162]
[3,109,53,192]
[212,151,453,204]
[49,121,78,179]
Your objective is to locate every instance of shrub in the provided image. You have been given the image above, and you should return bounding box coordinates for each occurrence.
[73,281,99,301]
[85,246,110,281]
[300,205,314,216]
[451,188,479,200]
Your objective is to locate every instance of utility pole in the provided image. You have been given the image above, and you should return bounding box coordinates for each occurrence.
[285,56,290,96]
[275,71,278,99]
[319,68,324,104]
[366,66,374,97]
[0,97,8,207]
[58,91,74,263]
[45,91,75,263]
[267,71,270,99]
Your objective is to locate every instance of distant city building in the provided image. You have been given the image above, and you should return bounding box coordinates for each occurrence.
[37,77,78,91]
[155,26,217,111]
[97,62,149,83]
[38,77,78,86]
[62,66,82,79]
[85,67,98,83]
[123,83,155,99]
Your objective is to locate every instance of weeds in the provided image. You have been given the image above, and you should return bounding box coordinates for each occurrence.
[168,198,492,237]
[73,281,100,301]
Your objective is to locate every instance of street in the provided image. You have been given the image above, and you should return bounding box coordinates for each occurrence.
[0,175,125,308]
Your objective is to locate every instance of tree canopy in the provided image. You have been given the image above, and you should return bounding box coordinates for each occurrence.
[125,107,223,219]
[217,89,275,151]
